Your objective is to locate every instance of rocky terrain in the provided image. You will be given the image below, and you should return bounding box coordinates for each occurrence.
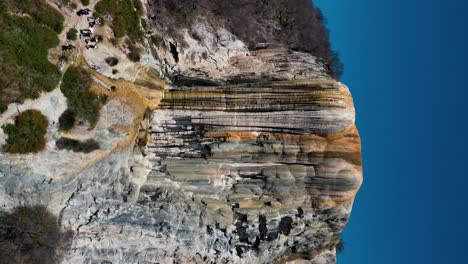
[0,0,361,263]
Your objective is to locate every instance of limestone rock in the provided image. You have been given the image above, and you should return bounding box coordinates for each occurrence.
[0,1,361,263]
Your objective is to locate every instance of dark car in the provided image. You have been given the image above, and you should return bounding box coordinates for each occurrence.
[80,29,92,38]
[76,8,90,16]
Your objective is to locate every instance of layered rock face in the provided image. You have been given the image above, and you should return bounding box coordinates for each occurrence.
[143,80,361,262]
[66,79,361,263]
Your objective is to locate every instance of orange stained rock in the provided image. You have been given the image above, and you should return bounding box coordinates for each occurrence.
[85,65,164,152]
[204,125,360,142]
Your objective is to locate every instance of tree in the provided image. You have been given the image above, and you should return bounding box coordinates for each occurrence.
[58,109,76,131]
[60,66,102,128]
[2,110,48,153]
[66,28,78,41]
[0,205,73,264]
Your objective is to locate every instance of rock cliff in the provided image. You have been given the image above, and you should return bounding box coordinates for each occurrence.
[0,1,361,263]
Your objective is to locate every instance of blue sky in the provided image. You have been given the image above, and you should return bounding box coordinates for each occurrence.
[314,0,468,263]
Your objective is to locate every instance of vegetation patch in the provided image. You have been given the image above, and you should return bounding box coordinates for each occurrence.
[56,137,100,153]
[127,43,142,62]
[150,35,162,48]
[5,0,64,33]
[148,0,343,79]
[2,110,48,154]
[59,0,71,6]
[105,57,119,66]
[58,109,76,131]
[0,1,64,113]
[110,38,119,46]
[60,66,102,129]
[0,205,73,264]
[66,28,78,40]
[95,0,144,41]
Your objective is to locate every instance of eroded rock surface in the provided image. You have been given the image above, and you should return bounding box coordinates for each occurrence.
[0,1,361,263]
[62,79,361,264]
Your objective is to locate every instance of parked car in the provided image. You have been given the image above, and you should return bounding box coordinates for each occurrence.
[76,8,91,16]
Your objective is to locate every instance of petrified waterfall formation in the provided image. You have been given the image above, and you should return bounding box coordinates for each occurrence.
[143,79,361,262]
[0,1,361,263]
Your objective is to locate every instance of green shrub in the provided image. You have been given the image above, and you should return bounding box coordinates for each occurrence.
[7,0,64,33]
[0,1,63,113]
[56,137,100,153]
[58,109,76,131]
[2,110,48,153]
[110,38,119,46]
[66,28,78,40]
[127,43,141,62]
[0,103,7,114]
[128,50,141,62]
[105,57,119,66]
[150,35,162,47]
[0,205,73,264]
[80,0,90,6]
[141,18,147,30]
[185,9,199,25]
[60,66,102,128]
[133,0,144,16]
[99,93,109,104]
[95,0,144,41]
[60,0,71,6]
